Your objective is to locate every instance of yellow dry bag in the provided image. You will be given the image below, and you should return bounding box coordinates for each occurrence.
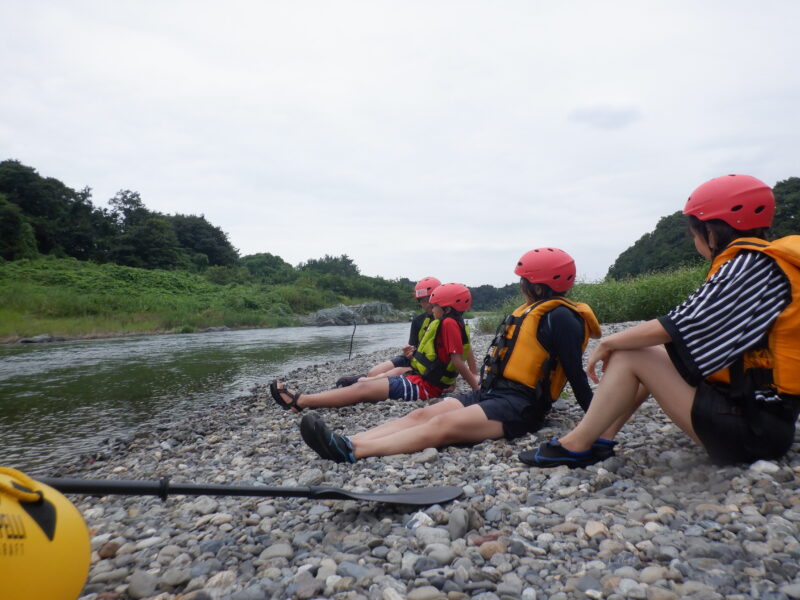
[0,467,90,600]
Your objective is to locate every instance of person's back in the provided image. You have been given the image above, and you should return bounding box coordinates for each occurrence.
[482,298,598,409]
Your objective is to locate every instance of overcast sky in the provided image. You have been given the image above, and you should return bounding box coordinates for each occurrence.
[2,1,798,286]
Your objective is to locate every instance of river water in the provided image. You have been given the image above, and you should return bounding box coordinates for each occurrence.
[0,322,410,474]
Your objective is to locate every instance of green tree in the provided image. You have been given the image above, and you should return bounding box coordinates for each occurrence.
[240,252,297,283]
[299,254,360,277]
[0,160,116,261]
[111,216,189,270]
[469,283,520,310]
[65,186,105,260]
[169,214,239,268]
[0,194,39,260]
[771,177,800,239]
[108,189,149,230]
[0,160,109,259]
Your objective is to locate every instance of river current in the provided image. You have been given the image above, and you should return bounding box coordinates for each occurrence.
[0,322,410,474]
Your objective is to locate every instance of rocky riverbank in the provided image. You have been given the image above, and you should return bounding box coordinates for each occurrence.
[300,302,412,327]
[55,323,800,600]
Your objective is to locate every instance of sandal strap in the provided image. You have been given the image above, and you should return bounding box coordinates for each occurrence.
[285,390,301,409]
[270,380,302,411]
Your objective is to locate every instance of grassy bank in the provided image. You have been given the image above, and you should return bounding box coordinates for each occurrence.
[1,258,709,343]
[0,257,353,341]
[475,264,707,333]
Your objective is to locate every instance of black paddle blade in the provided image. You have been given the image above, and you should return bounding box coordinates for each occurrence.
[308,485,463,505]
[38,477,462,506]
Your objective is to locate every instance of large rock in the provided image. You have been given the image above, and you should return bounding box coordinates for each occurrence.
[17,333,65,343]
[301,302,410,326]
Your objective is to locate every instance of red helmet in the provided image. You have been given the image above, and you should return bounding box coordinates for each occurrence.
[514,248,576,293]
[429,283,472,312]
[684,174,774,230]
[414,276,442,299]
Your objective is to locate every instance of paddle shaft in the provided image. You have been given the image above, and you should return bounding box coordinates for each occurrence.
[39,477,354,500]
[37,477,462,505]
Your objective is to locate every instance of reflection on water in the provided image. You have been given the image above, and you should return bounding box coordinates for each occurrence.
[0,323,409,474]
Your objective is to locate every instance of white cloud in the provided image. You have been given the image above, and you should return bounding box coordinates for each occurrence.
[569,105,642,130]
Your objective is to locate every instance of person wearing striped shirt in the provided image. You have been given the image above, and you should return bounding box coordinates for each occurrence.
[520,174,800,468]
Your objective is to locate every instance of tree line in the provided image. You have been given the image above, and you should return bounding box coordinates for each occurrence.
[0,160,524,311]
[0,160,239,270]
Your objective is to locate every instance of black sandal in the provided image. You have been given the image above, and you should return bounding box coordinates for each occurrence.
[269,379,303,412]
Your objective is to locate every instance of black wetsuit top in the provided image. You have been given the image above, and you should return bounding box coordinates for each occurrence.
[535,305,594,411]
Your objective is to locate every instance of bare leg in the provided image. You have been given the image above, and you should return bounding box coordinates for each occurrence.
[352,404,504,458]
[351,397,464,443]
[367,360,395,377]
[277,379,392,410]
[358,367,411,382]
[599,383,650,439]
[560,346,699,452]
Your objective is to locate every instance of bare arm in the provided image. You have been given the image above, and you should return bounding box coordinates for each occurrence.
[586,319,672,383]
[451,353,480,390]
[467,348,479,376]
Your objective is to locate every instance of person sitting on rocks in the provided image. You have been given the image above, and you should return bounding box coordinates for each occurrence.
[270,283,479,412]
[520,174,800,468]
[297,248,604,463]
[333,276,445,387]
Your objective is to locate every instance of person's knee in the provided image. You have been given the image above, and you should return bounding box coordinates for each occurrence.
[406,406,436,423]
[353,380,387,402]
[428,414,460,440]
[405,407,424,422]
[613,347,667,371]
[611,348,642,364]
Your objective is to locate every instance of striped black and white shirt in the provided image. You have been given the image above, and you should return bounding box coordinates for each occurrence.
[658,250,791,386]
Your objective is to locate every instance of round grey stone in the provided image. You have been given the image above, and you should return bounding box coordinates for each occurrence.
[127,570,158,600]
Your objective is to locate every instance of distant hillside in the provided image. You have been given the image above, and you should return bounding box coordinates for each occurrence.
[607,177,800,279]
[469,283,520,311]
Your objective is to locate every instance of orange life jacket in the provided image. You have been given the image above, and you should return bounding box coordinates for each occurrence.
[705,236,800,397]
[481,298,601,401]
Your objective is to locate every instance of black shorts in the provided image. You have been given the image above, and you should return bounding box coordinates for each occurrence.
[455,389,549,440]
[691,381,798,464]
[390,355,411,368]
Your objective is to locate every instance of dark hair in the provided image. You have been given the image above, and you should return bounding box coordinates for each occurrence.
[687,216,769,258]
[520,278,559,301]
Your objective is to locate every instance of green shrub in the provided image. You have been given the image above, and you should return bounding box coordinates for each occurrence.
[571,265,706,322]
[470,265,707,329]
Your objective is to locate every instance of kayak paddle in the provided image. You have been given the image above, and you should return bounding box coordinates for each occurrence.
[39,476,463,506]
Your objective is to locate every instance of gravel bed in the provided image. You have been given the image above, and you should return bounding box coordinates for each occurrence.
[55,323,800,600]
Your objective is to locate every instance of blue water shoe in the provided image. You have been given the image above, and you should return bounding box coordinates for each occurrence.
[518,437,603,468]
